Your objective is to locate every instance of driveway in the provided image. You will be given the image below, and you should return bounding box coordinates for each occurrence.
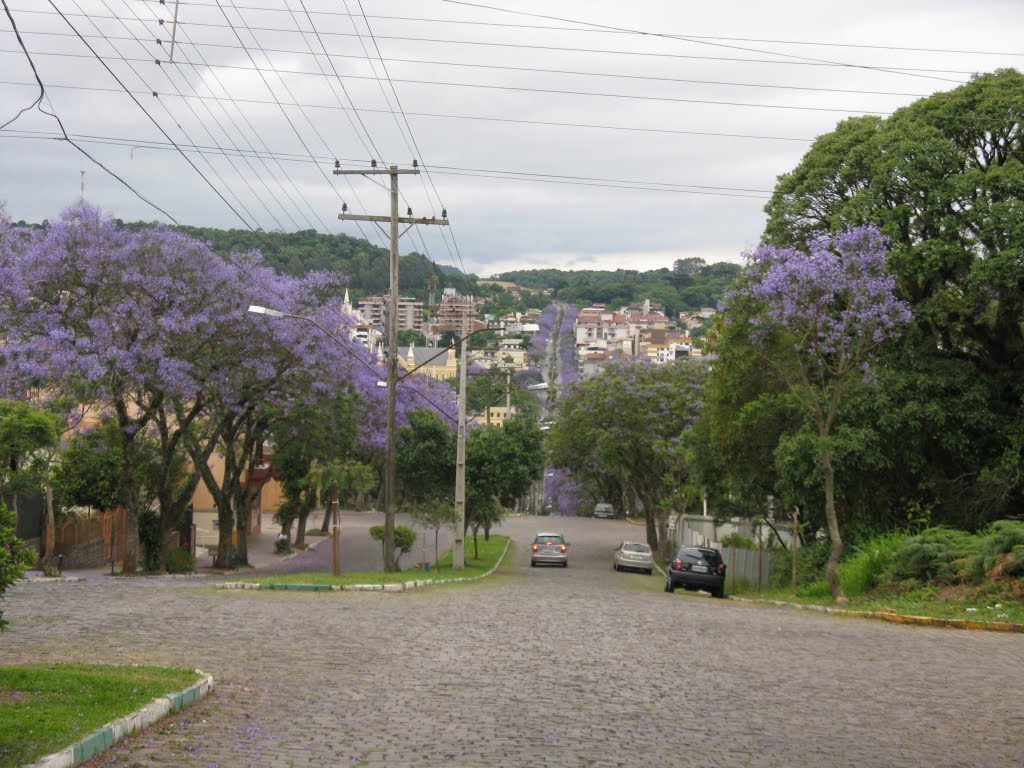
[2,514,1021,767]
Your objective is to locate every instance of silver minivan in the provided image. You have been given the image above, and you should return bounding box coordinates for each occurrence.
[593,502,615,519]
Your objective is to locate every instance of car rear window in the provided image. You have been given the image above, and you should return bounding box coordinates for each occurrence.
[623,543,651,553]
[679,548,720,565]
[535,535,564,544]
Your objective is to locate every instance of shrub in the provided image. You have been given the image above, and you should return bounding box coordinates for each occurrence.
[720,533,756,550]
[138,509,162,572]
[165,547,195,574]
[768,538,830,589]
[886,527,972,584]
[966,521,1024,581]
[1,503,36,630]
[369,524,417,569]
[274,536,291,554]
[838,531,906,597]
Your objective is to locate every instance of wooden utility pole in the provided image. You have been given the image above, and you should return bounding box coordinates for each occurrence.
[334,163,448,571]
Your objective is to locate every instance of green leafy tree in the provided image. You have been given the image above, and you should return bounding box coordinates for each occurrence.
[722,227,911,601]
[369,524,416,570]
[547,360,706,554]
[396,409,456,503]
[0,400,60,566]
[762,68,1024,528]
[0,400,59,526]
[398,329,427,347]
[465,414,545,541]
[0,503,35,630]
[407,498,458,568]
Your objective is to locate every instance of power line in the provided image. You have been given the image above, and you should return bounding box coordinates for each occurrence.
[1,128,776,197]
[86,0,263,229]
[44,0,255,228]
[137,0,343,235]
[0,30,943,98]
[0,43,905,116]
[0,0,178,222]
[5,9,991,77]
[352,0,468,277]
[0,76,818,142]
[117,2,1024,58]
[435,0,966,85]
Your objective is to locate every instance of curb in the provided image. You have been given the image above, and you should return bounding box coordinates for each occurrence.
[23,671,214,768]
[731,597,1024,633]
[219,538,512,593]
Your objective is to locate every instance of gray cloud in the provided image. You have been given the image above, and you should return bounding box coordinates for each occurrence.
[2,0,1022,276]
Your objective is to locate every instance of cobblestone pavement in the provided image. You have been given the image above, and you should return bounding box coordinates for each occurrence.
[2,516,1022,768]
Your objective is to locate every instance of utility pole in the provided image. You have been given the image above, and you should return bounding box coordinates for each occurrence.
[335,162,448,571]
[454,334,468,569]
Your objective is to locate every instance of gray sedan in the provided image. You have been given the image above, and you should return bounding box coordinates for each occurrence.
[613,541,654,574]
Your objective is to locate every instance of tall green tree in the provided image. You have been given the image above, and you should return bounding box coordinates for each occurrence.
[763,68,1024,528]
[722,228,911,600]
[0,400,59,560]
[547,360,706,554]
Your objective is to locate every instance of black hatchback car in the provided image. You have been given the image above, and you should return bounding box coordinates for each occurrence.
[665,546,727,598]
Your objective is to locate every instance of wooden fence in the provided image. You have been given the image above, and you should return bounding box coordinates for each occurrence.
[55,507,128,562]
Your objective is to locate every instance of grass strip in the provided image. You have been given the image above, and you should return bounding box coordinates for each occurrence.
[734,586,1024,626]
[0,663,201,768]
[234,534,510,588]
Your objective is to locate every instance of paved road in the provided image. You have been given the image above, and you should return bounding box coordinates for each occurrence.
[2,515,1022,767]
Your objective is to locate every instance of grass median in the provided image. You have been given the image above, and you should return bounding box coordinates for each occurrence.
[235,534,510,588]
[732,584,1024,626]
[0,663,202,768]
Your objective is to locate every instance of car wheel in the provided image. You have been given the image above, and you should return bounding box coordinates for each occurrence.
[646,569,653,576]
[613,562,619,571]
[714,588,726,599]
[530,560,536,567]
[562,561,568,568]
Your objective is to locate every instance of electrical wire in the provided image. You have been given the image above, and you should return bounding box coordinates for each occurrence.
[0,76,816,142]
[6,9,991,77]
[0,0,178,222]
[435,0,966,85]
[85,0,264,229]
[137,0,340,235]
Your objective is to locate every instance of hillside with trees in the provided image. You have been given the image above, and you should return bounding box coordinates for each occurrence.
[497,260,741,315]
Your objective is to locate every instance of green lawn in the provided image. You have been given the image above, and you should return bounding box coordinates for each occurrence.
[734,585,1024,625]
[236,534,510,588]
[0,663,202,768]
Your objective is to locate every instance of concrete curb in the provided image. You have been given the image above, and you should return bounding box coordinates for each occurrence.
[731,597,1024,633]
[23,671,214,768]
[219,538,513,593]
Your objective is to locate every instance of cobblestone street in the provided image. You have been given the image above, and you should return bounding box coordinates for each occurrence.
[2,516,1022,767]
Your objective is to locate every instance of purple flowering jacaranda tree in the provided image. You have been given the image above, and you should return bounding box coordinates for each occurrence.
[0,202,394,570]
[725,226,911,600]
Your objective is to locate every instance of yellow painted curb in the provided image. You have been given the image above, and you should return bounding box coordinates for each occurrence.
[733,597,1024,633]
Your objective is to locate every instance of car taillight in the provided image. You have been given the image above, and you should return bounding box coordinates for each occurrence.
[672,559,682,570]
[560,544,567,552]
[532,544,538,552]
[717,563,725,576]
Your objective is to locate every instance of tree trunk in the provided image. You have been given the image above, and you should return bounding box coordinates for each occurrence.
[820,445,847,603]
[117,428,140,574]
[235,499,249,566]
[42,483,55,566]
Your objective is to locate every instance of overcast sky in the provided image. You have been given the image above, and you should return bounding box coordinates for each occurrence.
[2,0,1023,277]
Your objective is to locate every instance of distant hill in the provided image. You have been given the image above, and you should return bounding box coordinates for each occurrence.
[102,221,740,314]
[496,262,741,315]
[166,225,472,303]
